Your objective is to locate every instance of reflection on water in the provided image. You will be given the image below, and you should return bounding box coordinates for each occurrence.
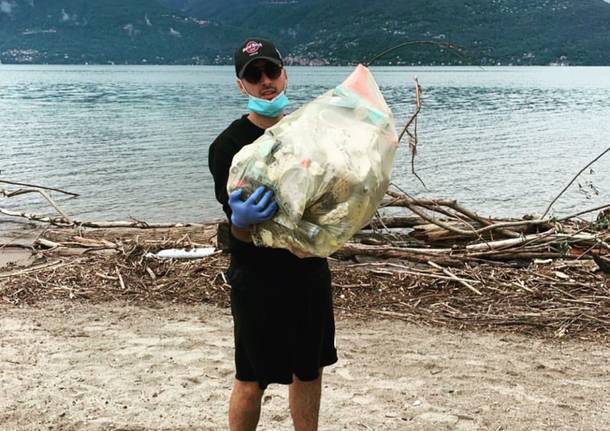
[0,65,609,227]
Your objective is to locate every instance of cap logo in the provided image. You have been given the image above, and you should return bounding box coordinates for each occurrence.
[243,41,263,55]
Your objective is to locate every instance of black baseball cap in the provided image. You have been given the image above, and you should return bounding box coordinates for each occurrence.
[234,38,284,78]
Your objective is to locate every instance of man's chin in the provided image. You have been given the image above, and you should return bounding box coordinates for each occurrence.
[260,92,277,100]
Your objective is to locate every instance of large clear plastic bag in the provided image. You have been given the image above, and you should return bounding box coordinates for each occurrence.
[227,64,398,257]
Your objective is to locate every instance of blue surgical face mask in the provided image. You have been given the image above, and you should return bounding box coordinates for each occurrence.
[242,86,289,118]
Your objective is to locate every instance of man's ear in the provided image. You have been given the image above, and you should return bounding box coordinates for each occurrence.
[281,69,288,93]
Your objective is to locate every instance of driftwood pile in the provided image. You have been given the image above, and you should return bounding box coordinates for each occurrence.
[1,186,609,341]
[350,189,610,267]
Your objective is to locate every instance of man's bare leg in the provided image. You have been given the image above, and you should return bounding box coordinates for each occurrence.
[288,369,323,431]
[229,380,264,431]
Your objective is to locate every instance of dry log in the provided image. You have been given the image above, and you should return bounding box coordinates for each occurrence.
[363,216,425,229]
[465,232,601,252]
[42,247,118,257]
[334,243,467,266]
[0,207,205,229]
[410,222,485,243]
[383,192,522,238]
[333,228,608,266]
[471,252,568,261]
[74,221,204,228]
[0,207,71,226]
[35,238,60,248]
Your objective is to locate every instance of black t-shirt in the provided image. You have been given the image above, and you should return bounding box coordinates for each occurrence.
[208,114,327,272]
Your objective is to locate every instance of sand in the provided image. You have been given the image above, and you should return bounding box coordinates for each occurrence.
[1,301,608,431]
[0,225,39,269]
[0,247,35,269]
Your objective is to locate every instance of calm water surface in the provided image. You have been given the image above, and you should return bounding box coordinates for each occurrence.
[1,65,609,228]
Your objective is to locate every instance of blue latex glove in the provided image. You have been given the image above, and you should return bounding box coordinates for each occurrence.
[228,186,278,229]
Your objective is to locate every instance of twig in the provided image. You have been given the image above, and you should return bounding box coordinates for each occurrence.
[146,267,157,280]
[541,147,610,219]
[0,179,79,197]
[115,266,126,290]
[333,283,372,288]
[397,78,426,188]
[368,211,403,244]
[390,195,477,237]
[0,260,64,279]
[1,187,72,223]
[427,260,482,295]
[35,238,61,249]
[386,188,522,238]
[557,203,610,221]
[364,40,468,67]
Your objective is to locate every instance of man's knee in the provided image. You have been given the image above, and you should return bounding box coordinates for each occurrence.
[233,380,264,403]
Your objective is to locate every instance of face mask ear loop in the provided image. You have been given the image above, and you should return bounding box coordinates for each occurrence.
[238,79,253,97]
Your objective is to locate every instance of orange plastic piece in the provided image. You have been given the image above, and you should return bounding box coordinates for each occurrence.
[341,64,385,110]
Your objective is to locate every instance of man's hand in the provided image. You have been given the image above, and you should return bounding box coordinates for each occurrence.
[228,186,278,230]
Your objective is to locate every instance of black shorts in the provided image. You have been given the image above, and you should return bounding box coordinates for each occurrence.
[227,261,338,390]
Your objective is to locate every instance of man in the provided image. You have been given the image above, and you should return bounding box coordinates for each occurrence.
[208,38,338,431]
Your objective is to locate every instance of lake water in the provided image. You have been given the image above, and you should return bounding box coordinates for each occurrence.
[1,65,609,229]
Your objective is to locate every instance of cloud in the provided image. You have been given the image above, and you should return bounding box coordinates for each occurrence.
[61,8,70,21]
[145,14,152,26]
[169,27,181,37]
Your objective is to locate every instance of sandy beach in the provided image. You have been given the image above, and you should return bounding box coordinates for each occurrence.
[1,301,608,431]
[1,223,609,430]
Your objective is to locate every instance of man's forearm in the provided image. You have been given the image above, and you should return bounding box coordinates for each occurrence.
[231,224,252,242]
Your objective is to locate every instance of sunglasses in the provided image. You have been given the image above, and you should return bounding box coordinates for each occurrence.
[242,62,282,84]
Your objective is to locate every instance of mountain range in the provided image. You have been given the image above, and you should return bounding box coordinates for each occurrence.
[2,0,610,65]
